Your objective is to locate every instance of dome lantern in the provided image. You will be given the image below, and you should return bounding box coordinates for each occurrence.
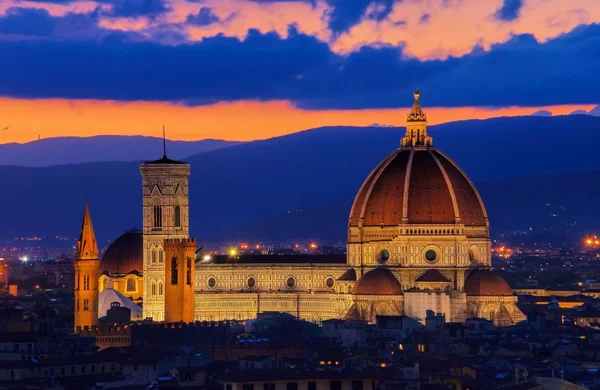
[401,88,432,148]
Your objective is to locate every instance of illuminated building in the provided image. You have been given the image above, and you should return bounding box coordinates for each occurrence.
[76,91,524,327]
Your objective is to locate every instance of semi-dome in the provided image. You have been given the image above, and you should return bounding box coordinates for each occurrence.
[464,269,513,296]
[349,90,487,228]
[352,268,402,295]
[101,230,143,275]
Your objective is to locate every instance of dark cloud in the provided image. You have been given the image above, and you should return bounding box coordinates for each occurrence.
[494,0,523,22]
[1,19,600,109]
[419,13,429,24]
[101,0,171,18]
[186,7,220,26]
[531,110,552,117]
[327,0,394,33]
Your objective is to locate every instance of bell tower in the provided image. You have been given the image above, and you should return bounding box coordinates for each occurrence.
[140,131,191,321]
[74,202,100,333]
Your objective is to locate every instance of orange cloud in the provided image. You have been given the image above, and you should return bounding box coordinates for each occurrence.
[0,98,594,144]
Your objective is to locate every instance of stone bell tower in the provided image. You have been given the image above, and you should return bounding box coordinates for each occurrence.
[140,131,190,321]
[74,202,100,333]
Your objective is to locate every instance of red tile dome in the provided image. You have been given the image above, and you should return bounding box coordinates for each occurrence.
[101,230,143,275]
[464,269,513,296]
[349,147,487,227]
[352,267,402,295]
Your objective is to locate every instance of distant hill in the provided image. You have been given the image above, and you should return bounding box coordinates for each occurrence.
[0,115,599,244]
[214,170,600,243]
[0,136,240,167]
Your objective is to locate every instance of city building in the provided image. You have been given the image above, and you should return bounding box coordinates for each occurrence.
[77,90,524,328]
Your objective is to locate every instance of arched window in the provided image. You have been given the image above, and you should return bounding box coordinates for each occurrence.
[153,205,162,228]
[158,249,164,264]
[83,299,89,311]
[186,257,192,285]
[126,277,136,292]
[174,206,181,228]
[151,282,156,296]
[151,249,157,265]
[158,281,163,296]
[171,257,178,285]
[83,275,90,290]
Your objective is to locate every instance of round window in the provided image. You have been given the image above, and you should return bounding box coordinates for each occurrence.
[208,277,216,288]
[377,249,391,264]
[425,249,437,262]
[286,277,296,288]
[247,277,256,289]
[325,277,335,288]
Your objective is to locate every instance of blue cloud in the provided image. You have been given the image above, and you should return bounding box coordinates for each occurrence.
[327,0,394,33]
[0,7,57,36]
[186,7,220,26]
[494,0,523,22]
[1,19,600,109]
[101,0,171,18]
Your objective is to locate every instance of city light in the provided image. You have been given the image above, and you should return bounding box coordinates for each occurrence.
[309,243,317,249]
[202,255,212,261]
[584,236,600,248]
[229,248,237,257]
[19,256,28,262]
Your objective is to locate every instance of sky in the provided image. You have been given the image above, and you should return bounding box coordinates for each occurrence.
[1,0,600,143]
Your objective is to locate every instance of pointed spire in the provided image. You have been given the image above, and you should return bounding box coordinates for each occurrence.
[162,125,167,159]
[77,202,99,260]
[401,88,432,148]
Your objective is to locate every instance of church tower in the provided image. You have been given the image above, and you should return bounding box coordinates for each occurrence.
[164,238,196,323]
[74,202,100,333]
[140,135,190,321]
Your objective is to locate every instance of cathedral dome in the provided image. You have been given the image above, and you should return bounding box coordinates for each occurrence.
[352,268,402,295]
[464,269,513,296]
[101,230,143,275]
[349,91,487,228]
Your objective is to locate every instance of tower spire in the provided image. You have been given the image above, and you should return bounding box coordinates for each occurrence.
[77,202,99,260]
[162,125,167,159]
[401,88,432,148]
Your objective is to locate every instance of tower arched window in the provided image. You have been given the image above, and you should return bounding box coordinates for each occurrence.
[151,249,156,265]
[153,205,162,229]
[158,249,164,264]
[83,299,89,311]
[151,282,156,296]
[126,277,136,292]
[83,275,89,290]
[174,206,181,228]
[186,257,192,285]
[171,257,178,285]
[158,281,163,296]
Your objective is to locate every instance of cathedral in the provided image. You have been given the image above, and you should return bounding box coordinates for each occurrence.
[73,91,525,332]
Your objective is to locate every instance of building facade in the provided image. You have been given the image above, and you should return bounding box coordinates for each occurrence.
[79,91,525,329]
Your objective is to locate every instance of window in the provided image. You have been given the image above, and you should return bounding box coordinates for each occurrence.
[286,277,296,289]
[247,277,256,289]
[326,277,335,288]
[264,384,276,390]
[83,275,90,290]
[208,277,216,288]
[308,382,317,390]
[127,277,136,292]
[83,299,89,311]
[377,249,390,264]
[352,381,363,390]
[151,282,156,296]
[158,281,163,296]
[171,257,178,285]
[151,249,157,265]
[153,205,162,228]
[242,385,254,390]
[10,370,14,380]
[174,205,181,228]
[330,381,341,390]
[186,257,192,285]
[286,383,298,390]
[425,249,437,262]
[158,249,164,264]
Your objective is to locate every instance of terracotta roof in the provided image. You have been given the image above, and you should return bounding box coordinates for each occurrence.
[352,268,402,295]
[349,148,487,227]
[464,270,513,296]
[101,230,143,275]
[416,269,449,282]
[337,268,357,281]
